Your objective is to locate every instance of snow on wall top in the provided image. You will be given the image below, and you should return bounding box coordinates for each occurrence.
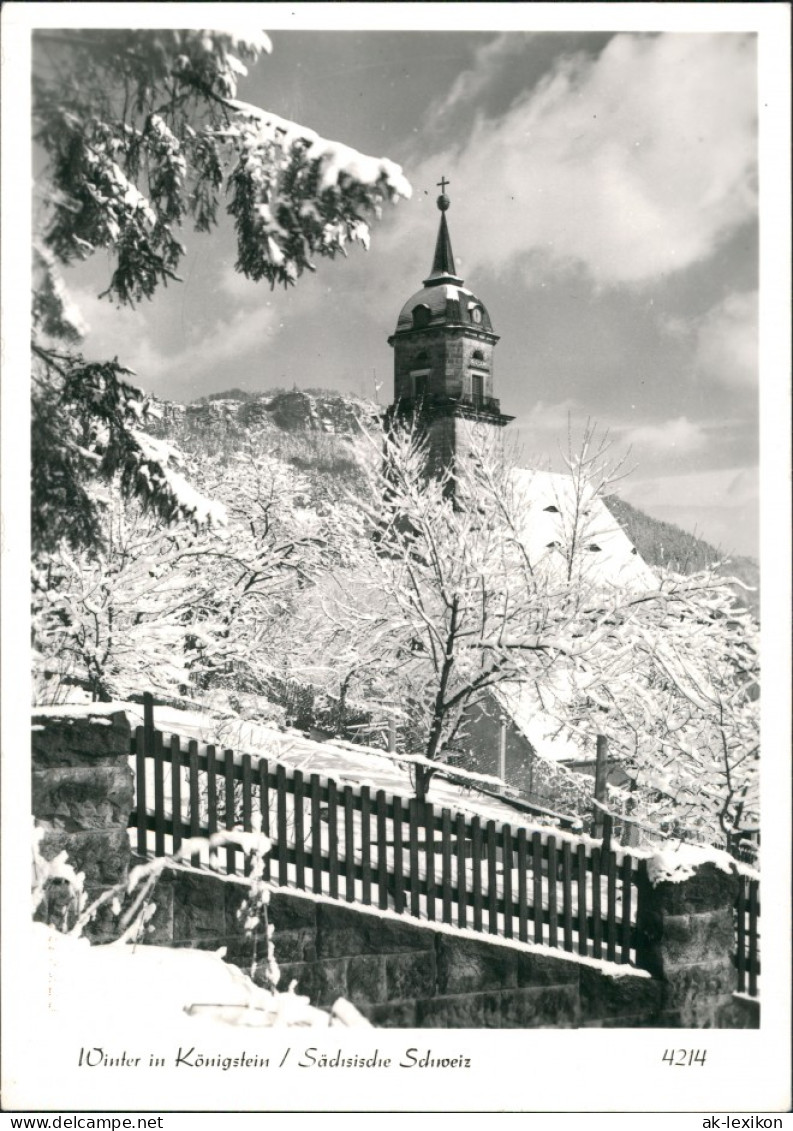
[645,839,758,884]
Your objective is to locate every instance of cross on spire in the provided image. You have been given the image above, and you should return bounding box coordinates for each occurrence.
[437,175,450,194]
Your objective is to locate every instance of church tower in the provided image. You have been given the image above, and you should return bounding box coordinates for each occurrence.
[386,180,513,476]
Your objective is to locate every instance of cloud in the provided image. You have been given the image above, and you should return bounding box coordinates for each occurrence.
[218,262,268,304]
[693,290,757,388]
[70,283,282,389]
[428,33,535,120]
[513,399,580,434]
[393,33,756,289]
[620,416,707,455]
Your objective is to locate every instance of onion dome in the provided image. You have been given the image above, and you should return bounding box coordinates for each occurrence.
[393,188,495,336]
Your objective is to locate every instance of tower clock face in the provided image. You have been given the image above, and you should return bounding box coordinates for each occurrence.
[471,307,482,324]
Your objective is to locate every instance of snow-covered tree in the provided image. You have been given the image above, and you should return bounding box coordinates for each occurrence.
[33,492,220,702]
[292,421,601,800]
[31,28,411,552]
[297,417,759,849]
[33,440,329,703]
[180,443,329,696]
[552,570,760,852]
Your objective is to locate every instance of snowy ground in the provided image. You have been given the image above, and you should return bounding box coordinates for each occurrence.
[29,921,370,1032]
[121,699,583,831]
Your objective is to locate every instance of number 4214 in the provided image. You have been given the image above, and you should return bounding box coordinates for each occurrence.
[662,1049,707,1067]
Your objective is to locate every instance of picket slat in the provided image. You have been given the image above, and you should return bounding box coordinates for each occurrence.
[376,791,388,911]
[293,769,305,890]
[516,827,529,943]
[577,844,588,956]
[502,825,513,939]
[189,740,200,869]
[135,726,147,856]
[748,880,759,997]
[736,876,747,993]
[310,774,322,895]
[471,817,483,932]
[344,786,355,903]
[153,730,166,854]
[276,763,288,886]
[486,821,498,935]
[456,812,468,929]
[206,745,218,868]
[393,797,405,915]
[360,786,372,906]
[259,759,271,882]
[408,799,420,918]
[561,841,574,952]
[241,754,252,877]
[606,849,618,963]
[620,855,633,964]
[425,802,436,922]
[170,735,182,856]
[532,832,544,945]
[441,809,453,925]
[547,835,558,950]
[591,846,602,960]
[224,749,236,876]
[327,778,339,900]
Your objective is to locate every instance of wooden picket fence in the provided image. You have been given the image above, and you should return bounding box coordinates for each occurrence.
[128,695,760,994]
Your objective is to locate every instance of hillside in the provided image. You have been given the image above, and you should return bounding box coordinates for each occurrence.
[151,386,759,614]
[604,495,759,617]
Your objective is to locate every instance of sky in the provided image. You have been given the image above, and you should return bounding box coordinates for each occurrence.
[44,25,764,557]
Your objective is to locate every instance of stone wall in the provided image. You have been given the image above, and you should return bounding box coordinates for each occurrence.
[32,708,134,940]
[142,868,757,1030]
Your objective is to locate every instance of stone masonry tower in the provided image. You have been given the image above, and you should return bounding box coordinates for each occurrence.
[386,179,513,477]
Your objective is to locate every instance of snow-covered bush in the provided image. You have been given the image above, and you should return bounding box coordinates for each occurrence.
[31,824,371,1029]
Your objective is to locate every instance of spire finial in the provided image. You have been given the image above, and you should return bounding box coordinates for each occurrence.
[423,176,462,285]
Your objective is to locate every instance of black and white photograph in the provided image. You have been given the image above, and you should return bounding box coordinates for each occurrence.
[2,1,790,1119]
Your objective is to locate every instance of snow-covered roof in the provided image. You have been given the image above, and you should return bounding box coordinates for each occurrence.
[508,467,656,591]
[394,282,493,334]
[490,468,657,762]
[492,681,585,764]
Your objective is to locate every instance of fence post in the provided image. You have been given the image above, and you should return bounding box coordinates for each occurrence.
[634,857,750,1026]
[32,707,134,941]
[498,720,507,793]
[143,691,155,757]
[593,734,608,838]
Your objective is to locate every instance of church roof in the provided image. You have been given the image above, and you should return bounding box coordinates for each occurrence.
[492,467,657,764]
[507,467,656,591]
[392,184,495,337]
[394,282,494,334]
